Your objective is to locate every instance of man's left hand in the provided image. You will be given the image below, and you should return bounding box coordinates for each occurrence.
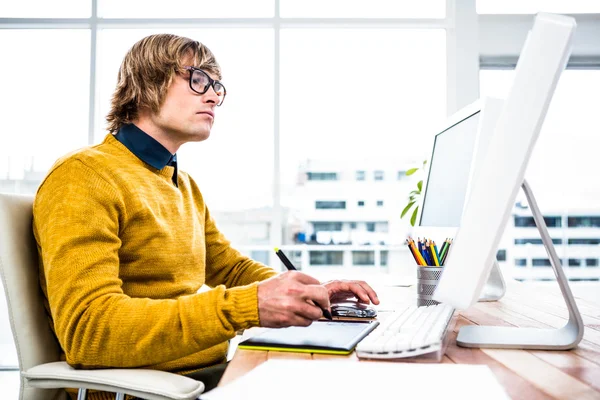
[322,280,380,305]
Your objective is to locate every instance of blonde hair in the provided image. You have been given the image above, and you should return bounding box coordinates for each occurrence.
[106,34,221,133]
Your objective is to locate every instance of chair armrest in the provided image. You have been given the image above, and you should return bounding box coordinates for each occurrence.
[23,361,204,400]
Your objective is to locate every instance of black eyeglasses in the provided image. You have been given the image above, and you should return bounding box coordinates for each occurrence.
[183,66,226,106]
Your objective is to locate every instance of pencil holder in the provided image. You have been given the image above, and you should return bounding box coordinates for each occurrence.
[416,266,444,307]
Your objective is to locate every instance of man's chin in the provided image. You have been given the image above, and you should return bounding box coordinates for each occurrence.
[187,131,211,142]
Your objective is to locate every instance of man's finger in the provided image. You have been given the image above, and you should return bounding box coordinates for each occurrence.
[356,281,380,305]
[301,284,331,311]
[293,300,324,321]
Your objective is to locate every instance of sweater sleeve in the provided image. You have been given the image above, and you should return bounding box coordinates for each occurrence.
[33,159,260,369]
[203,205,278,289]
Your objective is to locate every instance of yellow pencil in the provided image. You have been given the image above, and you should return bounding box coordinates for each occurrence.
[409,239,427,266]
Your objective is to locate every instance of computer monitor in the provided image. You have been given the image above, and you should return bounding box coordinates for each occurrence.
[412,97,506,301]
[433,13,583,349]
[417,98,503,229]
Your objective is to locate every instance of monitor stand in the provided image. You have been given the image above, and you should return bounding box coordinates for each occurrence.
[457,180,584,350]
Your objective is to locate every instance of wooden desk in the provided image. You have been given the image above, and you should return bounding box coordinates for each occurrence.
[219,283,600,399]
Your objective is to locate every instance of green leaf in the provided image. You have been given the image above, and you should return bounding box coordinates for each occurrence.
[410,206,419,226]
[417,180,423,191]
[406,168,418,176]
[401,201,415,218]
[409,195,416,202]
[409,190,419,196]
[422,159,428,167]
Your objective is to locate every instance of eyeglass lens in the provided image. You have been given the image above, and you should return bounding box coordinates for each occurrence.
[191,70,225,103]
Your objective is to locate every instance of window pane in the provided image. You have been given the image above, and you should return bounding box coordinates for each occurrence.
[99,0,273,18]
[0,0,90,17]
[482,70,600,283]
[0,30,90,194]
[96,29,273,240]
[0,29,89,369]
[281,29,445,276]
[281,0,445,18]
[477,0,600,14]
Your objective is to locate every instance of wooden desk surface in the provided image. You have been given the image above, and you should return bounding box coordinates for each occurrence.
[219,282,600,399]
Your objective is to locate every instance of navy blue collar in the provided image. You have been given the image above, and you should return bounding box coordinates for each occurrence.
[115,123,178,186]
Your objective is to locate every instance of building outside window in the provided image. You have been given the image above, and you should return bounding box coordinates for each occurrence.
[374,170,384,181]
[376,200,384,207]
[357,200,365,207]
[355,170,365,181]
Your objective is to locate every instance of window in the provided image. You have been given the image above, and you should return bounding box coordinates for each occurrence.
[568,238,600,245]
[313,222,343,232]
[374,170,384,181]
[515,238,563,245]
[532,259,552,267]
[0,30,90,195]
[381,250,389,266]
[568,217,600,228]
[315,201,346,210]
[352,251,375,266]
[376,200,384,207]
[482,70,600,284]
[357,201,365,207]
[496,249,506,262]
[397,170,407,180]
[250,251,270,266]
[356,171,366,181]
[514,216,562,228]
[515,259,527,267]
[306,172,338,181]
[310,251,343,266]
[586,259,599,267]
[366,222,376,232]
[350,222,357,229]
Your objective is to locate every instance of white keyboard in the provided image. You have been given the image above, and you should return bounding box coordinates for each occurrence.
[356,304,455,359]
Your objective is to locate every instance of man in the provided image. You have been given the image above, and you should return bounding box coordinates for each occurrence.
[33,34,379,398]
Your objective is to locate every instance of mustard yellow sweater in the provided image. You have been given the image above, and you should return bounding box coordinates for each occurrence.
[33,134,277,388]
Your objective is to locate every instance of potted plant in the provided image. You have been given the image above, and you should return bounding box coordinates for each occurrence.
[401,160,427,226]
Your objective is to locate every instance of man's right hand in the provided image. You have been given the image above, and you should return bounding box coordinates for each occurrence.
[257,271,331,328]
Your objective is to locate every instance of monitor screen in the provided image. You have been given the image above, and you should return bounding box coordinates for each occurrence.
[419,111,480,228]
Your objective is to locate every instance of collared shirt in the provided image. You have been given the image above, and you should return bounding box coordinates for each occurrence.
[114,123,178,187]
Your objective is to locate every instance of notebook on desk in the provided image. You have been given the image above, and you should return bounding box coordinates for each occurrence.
[238,320,379,355]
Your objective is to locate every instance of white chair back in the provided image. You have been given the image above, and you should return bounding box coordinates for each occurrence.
[0,193,64,400]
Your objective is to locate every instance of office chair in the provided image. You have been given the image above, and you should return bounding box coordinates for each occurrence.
[0,193,204,400]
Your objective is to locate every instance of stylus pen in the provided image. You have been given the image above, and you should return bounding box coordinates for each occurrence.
[273,247,333,320]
